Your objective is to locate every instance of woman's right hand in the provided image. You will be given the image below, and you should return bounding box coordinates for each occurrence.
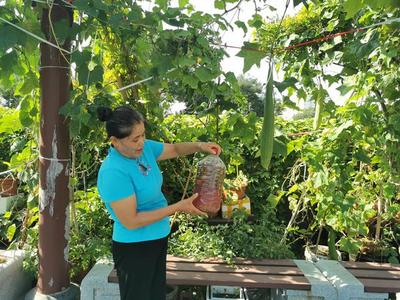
[176,193,207,216]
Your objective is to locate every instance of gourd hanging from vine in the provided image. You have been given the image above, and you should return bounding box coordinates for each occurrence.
[260,63,274,169]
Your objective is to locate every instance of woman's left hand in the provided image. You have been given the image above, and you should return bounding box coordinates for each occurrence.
[198,142,222,155]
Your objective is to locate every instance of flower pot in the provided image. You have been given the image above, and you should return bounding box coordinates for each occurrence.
[231,185,247,199]
[0,194,23,214]
[0,178,18,196]
[223,185,247,201]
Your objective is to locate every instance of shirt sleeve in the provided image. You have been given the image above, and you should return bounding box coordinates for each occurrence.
[98,168,135,203]
[146,139,164,159]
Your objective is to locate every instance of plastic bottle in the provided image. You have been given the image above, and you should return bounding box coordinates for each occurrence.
[193,155,226,216]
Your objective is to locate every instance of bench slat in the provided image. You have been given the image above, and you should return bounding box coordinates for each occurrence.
[167,255,297,267]
[110,256,400,293]
[341,261,400,271]
[108,261,311,290]
[348,269,400,280]
[108,269,310,289]
[359,278,400,293]
[167,261,304,275]
[166,271,311,289]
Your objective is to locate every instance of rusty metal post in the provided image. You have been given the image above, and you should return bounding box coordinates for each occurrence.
[31,2,73,297]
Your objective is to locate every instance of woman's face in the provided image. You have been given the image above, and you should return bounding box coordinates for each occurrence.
[111,122,146,158]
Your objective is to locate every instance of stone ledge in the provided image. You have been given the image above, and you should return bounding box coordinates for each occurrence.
[80,258,119,300]
[0,250,33,300]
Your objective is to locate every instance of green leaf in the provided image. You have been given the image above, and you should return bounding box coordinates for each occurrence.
[293,0,302,6]
[383,183,396,199]
[182,75,199,89]
[78,64,89,86]
[88,65,104,85]
[177,56,196,67]
[0,23,27,50]
[355,31,380,59]
[19,96,35,127]
[214,0,225,9]
[194,67,215,82]
[339,237,362,255]
[234,21,247,35]
[93,0,108,10]
[273,138,287,156]
[7,223,16,242]
[236,42,267,73]
[15,72,38,96]
[72,50,91,67]
[287,184,299,195]
[53,18,72,43]
[4,211,11,219]
[248,14,263,29]
[0,51,19,81]
[364,0,395,9]
[354,149,370,163]
[313,169,328,188]
[179,0,189,7]
[0,109,22,133]
[224,72,237,85]
[293,0,309,8]
[343,0,364,19]
[128,4,143,21]
[156,0,168,10]
[274,77,298,93]
[73,0,92,11]
[328,120,353,140]
[267,193,284,208]
[282,96,300,110]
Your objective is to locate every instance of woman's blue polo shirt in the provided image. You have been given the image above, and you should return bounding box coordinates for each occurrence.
[97,139,170,243]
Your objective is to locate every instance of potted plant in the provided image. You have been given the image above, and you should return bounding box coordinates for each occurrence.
[223,170,248,199]
[222,171,251,219]
[0,174,20,214]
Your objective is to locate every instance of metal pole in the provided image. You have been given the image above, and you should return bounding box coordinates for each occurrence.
[37,3,71,294]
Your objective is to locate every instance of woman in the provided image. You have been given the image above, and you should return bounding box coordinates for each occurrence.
[96,105,221,300]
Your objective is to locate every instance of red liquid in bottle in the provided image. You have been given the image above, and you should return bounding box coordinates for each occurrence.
[193,155,226,216]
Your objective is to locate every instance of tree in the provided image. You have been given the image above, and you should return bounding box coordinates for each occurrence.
[237,75,264,116]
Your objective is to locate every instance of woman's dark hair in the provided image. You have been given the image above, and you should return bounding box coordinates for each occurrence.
[97,106,144,138]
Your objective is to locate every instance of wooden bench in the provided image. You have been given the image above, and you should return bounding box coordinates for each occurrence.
[341,261,400,293]
[108,255,400,299]
[108,255,311,290]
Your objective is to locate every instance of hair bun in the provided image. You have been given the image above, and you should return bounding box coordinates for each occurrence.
[97,107,113,122]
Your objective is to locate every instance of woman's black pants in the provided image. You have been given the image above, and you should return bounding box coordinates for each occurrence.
[112,236,168,300]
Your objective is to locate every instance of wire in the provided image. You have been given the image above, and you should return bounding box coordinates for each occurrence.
[212,16,400,54]
[0,16,71,54]
[110,68,176,95]
[47,0,71,64]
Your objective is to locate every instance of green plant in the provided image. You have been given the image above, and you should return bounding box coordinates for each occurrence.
[23,189,112,283]
[169,207,294,263]
[224,170,249,190]
[256,0,400,261]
